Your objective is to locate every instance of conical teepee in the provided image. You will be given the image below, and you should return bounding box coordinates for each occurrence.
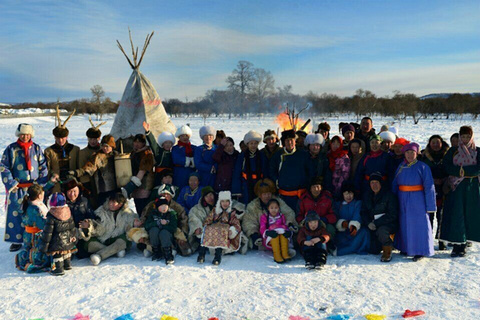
[110,29,176,141]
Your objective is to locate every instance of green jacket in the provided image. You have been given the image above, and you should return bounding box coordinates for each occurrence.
[146,131,173,168]
[144,208,178,234]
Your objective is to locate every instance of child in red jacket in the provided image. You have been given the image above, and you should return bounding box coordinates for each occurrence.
[297,211,330,270]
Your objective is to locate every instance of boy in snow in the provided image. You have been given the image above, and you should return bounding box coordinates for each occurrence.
[297,211,331,270]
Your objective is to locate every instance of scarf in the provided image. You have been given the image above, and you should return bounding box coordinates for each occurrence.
[178,141,193,157]
[449,136,479,191]
[363,149,383,166]
[16,139,33,171]
[31,199,49,219]
[328,137,348,172]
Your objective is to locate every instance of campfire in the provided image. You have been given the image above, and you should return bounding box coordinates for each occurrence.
[275,105,312,132]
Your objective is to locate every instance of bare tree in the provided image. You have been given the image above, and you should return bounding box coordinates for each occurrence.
[250,68,275,112]
[90,84,105,120]
[226,60,255,111]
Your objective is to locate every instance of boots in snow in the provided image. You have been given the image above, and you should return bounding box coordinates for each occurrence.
[279,234,291,261]
[451,244,466,257]
[151,247,162,261]
[212,248,222,265]
[51,257,65,276]
[303,250,315,269]
[197,246,207,264]
[163,247,175,265]
[9,243,22,252]
[316,249,328,268]
[458,244,467,257]
[270,236,284,263]
[63,257,72,270]
[381,246,393,262]
[438,241,447,251]
[412,255,424,262]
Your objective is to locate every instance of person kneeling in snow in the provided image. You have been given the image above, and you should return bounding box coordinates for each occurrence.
[79,193,140,266]
[197,191,242,265]
[297,212,330,270]
[144,197,177,264]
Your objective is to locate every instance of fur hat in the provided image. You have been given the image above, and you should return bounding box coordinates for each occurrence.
[52,106,75,138]
[201,186,215,198]
[216,130,226,140]
[175,125,193,138]
[317,122,331,132]
[401,142,420,154]
[15,123,34,138]
[199,125,216,139]
[369,172,384,183]
[460,126,473,136]
[243,130,262,144]
[379,131,396,143]
[157,131,176,147]
[154,196,169,209]
[86,116,106,139]
[101,135,116,149]
[215,190,232,213]
[157,184,176,198]
[50,192,67,207]
[341,124,355,136]
[389,126,399,136]
[304,133,325,147]
[254,178,276,197]
[61,177,88,195]
[263,129,278,143]
[281,129,296,144]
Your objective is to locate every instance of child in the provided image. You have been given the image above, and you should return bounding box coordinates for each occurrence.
[334,183,370,256]
[15,184,52,273]
[197,191,242,265]
[297,211,331,270]
[143,121,175,186]
[145,197,178,264]
[259,199,292,263]
[40,192,77,276]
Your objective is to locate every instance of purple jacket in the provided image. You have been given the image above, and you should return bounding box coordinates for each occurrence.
[212,144,239,192]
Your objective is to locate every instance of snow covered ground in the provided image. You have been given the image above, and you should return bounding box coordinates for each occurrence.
[0,114,479,320]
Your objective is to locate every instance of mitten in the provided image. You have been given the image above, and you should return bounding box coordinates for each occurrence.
[229,226,238,239]
[283,230,292,238]
[265,230,278,238]
[368,222,376,231]
[288,223,298,233]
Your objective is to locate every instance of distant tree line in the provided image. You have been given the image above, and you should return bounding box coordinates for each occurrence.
[11,60,480,123]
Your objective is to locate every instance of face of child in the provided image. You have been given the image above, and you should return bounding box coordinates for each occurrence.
[158,204,169,214]
[161,175,173,185]
[203,134,214,146]
[343,131,354,142]
[268,202,280,216]
[392,144,403,155]
[308,220,319,230]
[404,150,417,163]
[108,200,122,211]
[224,141,234,154]
[350,142,361,155]
[220,199,230,210]
[343,191,354,203]
[162,140,173,151]
[331,140,341,151]
[370,139,381,152]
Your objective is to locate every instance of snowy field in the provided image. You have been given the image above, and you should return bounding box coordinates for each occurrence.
[0,114,479,320]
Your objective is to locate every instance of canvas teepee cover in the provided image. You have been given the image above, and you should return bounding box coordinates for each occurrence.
[110,30,176,140]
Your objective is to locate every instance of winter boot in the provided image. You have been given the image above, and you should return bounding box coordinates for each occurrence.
[380,246,393,262]
[212,248,222,265]
[270,236,284,263]
[451,244,461,257]
[458,244,467,257]
[197,246,207,264]
[317,249,328,267]
[163,247,175,265]
[63,255,72,270]
[438,241,447,251]
[279,234,291,261]
[412,255,424,262]
[51,257,65,276]
[303,250,315,269]
[9,243,22,252]
[151,247,162,261]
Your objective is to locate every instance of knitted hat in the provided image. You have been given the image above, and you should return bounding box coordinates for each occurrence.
[317,122,331,132]
[175,125,193,138]
[460,126,473,136]
[201,186,215,198]
[379,131,396,143]
[394,137,410,146]
[101,135,116,149]
[310,176,324,187]
[157,184,176,198]
[244,130,263,144]
[254,178,276,197]
[263,129,278,142]
[50,192,67,207]
[281,129,296,144]
[15,123,35,138]
[369,172,384,183]
[341,124,355,136]
[304,133,325,147]
[154,197,169,209]
[305,211,320,223]
[157,131,176,146]
[341,182,355,194]
[199,125,216,139]
[401,142,420,154]
[369,134,383,142]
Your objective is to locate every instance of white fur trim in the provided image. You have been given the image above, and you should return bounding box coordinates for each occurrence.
[116,250,126,258]
[175,125,192,138]
[215,191,232,213]
[157,131,176,146]
[127,227,149,243]
[379,131,396,143]
[15,123,35,138]
[389,127,399,136]
[199,125,215,139]
[348,220,361,231]
[243,130,262,144]
[131,176,142,187]
[229,226,238,239]
[336,219,347,232]
[305,133,325,147]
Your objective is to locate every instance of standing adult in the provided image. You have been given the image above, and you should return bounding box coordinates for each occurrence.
[172,125,195,190]
[212,137,239,192]
[260,129,282,173]
[347,139,365,183]
[341,124,356,150]
[392,143,436,261]
[305,133,329,181]
[355,117,376,152]
[1,124,49,251]
[143,121,175,187]
[194,126,217,187]
[441,126,480,257]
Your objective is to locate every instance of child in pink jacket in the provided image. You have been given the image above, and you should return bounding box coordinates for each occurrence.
[259,199,292,263]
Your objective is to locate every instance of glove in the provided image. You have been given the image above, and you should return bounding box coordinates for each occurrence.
[254,237,263,247]
[229,226,238,239]
[265,230,278,238]
[349,225,357,236]
[283,230,292,238]
[342,220,349,229]
[368,222,376,231]
[288,223,298,233]
[185,157,191,167]
[68,170,77,178]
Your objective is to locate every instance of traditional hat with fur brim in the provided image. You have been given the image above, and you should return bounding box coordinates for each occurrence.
[15,123,35,138]
[52,105,75,138]
[61,177,89,196]
[86,116,106,139]
[281,129,297,144]
[199,125,216,139]
[101,135,116,149]
[215,190,232,213]
[244,130,263,144]
[263,129,278,143]
[304,133,325,147]
[175,125,193,138]
[157,131,176,147]
[379,131,396,143]
[254,178,276,197]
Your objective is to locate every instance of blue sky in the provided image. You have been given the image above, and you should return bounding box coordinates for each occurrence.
[0,0,479,103]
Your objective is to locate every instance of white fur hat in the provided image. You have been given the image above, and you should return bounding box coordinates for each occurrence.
[243,130,262,144]
[216,190,232,213]
[175,125,193,138]
[389,126,399,136]
[304,133,325,147]
[15,123,35,138]
[199,125,215,139]
[157,131,176,147]
[379,131,396,143]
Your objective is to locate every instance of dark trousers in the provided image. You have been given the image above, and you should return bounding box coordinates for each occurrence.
[303,243,327,263]
[134,198,150,216]
[369,225,395,254]
[149,227,173,248]
[429,205,443,239]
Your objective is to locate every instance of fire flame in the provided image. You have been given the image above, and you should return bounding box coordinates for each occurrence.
[275,112,312,132]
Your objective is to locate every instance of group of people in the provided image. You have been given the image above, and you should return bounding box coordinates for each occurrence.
[1,113,479,275]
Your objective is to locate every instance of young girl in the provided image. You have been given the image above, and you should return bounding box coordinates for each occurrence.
[143,121,175,186]
[40,192,77,276]
[297,211,331,270]
[327,136,350,198]
[15,184,52,273]
[334,182,370,256]
[259,199,292,263]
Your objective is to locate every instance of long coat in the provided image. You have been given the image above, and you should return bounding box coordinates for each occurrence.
[355,150,393,195]
[212,144,239,192]
[201,207,242,251]
[146,131,173,186]
[194,144,217,187]
[44,143,80,192]
[232,150,267,205]
[172,144,196,190]
[441,147,480,243]
[1,141,49,243]
[392,160,436,256]
[334,200,370,256]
